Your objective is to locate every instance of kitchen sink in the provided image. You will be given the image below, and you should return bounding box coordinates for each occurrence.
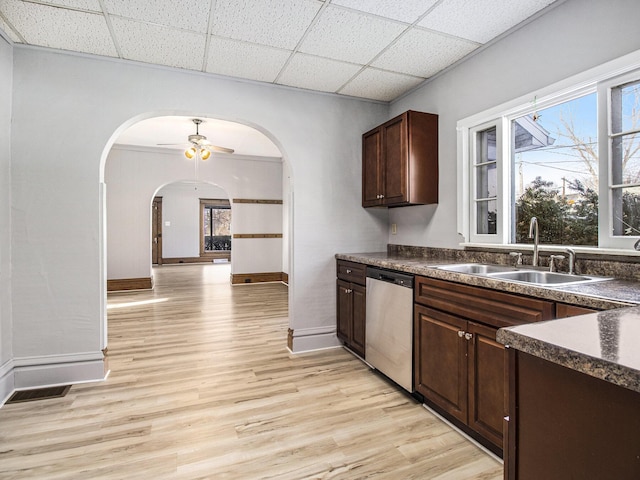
[435,263,612,286]
[436,263,516,274]
[488,270,609,285]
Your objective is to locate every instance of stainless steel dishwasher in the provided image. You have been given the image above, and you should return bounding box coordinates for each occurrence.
[365,266,414,392]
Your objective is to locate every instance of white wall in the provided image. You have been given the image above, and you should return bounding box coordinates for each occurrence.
[106,146,285,279]
[0,36,13,400]
[8,44,388,384]
[388,0,640,249]
[156,182,228,259]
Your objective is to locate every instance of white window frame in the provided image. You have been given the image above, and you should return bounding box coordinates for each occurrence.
[467,120,505,244]
[598,69,640,249]
[457,48,640,254]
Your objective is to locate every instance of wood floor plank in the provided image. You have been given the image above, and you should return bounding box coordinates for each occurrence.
[0,264,502,479]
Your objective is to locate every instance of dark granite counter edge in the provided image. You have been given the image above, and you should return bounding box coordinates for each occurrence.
[336,252,636,310]
[496,327,640,394]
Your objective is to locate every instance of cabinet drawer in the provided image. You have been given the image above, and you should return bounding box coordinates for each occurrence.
[415,276,554,329]
[555,303,598,319]
[337,260,366,285]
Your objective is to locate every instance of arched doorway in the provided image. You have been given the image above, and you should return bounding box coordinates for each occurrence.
[100,113,292,352]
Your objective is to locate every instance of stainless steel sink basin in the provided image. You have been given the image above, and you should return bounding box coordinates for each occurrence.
[436,263,516,275]
[488,270,608,285]
[435,263,612,286]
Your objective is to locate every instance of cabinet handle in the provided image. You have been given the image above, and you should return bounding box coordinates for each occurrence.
[346,269,352,274]
[458,330,465,337]
[464,333,473,341]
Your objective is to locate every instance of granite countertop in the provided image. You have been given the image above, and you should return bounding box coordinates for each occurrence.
[497,307,640,393]
[336,251,640,393]
[336,252,640,309]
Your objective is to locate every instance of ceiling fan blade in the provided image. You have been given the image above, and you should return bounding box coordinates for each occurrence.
[157,143,186,146]
[204,144,235,154]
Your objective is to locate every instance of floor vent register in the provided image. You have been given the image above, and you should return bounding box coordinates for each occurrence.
[6,385,71,404]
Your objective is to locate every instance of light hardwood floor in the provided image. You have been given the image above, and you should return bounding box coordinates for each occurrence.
[0,264,502,479]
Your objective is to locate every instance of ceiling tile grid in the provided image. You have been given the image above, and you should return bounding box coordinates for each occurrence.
[211,0,323,50]
[276,52,362,93]
[339,68,425,102]
[419,0,558,44]
[0,0,117,57]
[205,36,292,83]
[0,0,561,102]
[32,0,101,12]
[104,0,210,33]
[331,0,439,24]
[111,16,206,70]
[298,5,406,64]
[0,15,19,41]
[372,28,479,79]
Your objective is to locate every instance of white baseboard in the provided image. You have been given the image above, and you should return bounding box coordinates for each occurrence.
[0,352,109,406]
[289,326,342,353]
[0,360,15,406]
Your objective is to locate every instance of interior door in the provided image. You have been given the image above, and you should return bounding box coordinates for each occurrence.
[152,197,162,265]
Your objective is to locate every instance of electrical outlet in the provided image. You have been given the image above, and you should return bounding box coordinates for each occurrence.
[391,223,397,235]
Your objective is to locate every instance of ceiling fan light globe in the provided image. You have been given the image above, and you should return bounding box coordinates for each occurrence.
[185,147,196,159]
[200,149,211,160]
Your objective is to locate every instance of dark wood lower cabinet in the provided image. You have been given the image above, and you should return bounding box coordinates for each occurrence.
[414,305,468,422]
[506,350,640,479]
[336,279,365,358]
[415,304,504,452]
[467,321,505,449]
[414,275,556,455]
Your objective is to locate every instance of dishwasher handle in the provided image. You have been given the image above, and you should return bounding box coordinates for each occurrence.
[366,267,414,288]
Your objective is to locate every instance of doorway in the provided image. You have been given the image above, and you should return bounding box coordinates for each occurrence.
[152,196,162,265]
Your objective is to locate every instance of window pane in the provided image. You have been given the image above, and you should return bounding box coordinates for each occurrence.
[476,127,496,164]
[611,133,640,185]
[618,80,640,134]
[476,163,497,199]
[612,186,640,236]
[477,199,497,234]
[511,93,598,246]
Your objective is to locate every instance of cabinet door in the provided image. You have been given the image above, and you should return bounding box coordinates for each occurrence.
[382,114,408,205]
[414,305,467,422]
[362,128,382,207]
[351,283,366,357]
[337,279,352,343]
[467,321,505,450]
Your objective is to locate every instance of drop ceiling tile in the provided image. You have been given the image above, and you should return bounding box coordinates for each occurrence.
[211,0,322,50]
[419,0,557,44]
[331,0,439,24]
[277,53,362,93]
[373,28,478,78]
[104,0,209,33]
[300,6,405,64]
[0,17,21,42]
[205,37,291,83]
[0,0,117,56]
[111,17,206,70]
[38,0,101,12]
[339,67,424,102]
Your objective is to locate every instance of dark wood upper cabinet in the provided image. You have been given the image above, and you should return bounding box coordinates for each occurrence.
[362,110,438,208]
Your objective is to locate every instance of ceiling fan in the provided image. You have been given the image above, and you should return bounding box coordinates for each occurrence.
[159,118,234,160]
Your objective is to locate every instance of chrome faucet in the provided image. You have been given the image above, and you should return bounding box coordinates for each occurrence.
[528,217,539,267]
[565,248,576,275]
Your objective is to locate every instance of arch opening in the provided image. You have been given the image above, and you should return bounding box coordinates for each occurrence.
[100,112,292,351]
